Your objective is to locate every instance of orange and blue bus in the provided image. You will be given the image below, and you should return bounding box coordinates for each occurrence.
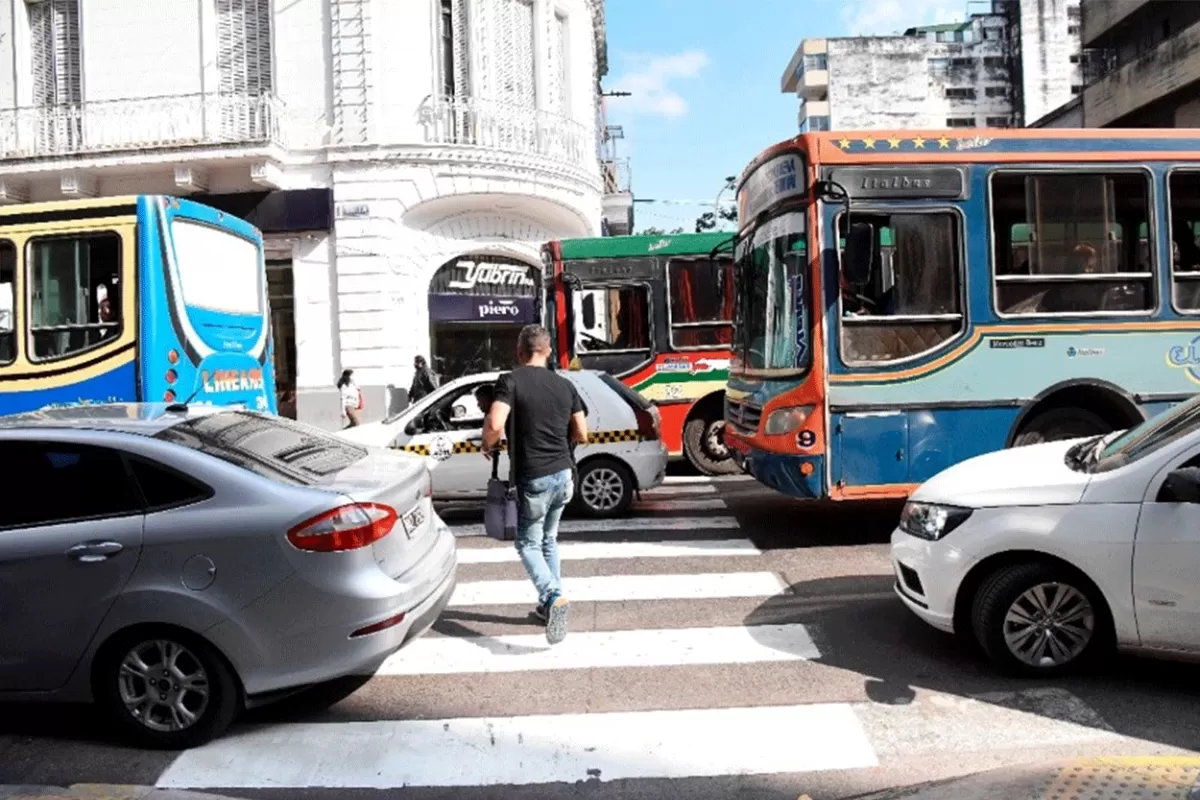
[0,196,275,415]
[725,128,1200,501]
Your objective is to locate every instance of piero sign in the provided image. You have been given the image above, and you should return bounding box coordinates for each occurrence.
[737,151,809,228]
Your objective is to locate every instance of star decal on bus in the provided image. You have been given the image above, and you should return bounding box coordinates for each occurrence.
[862,137,877,149]
[837,137,852,150]
[937,136,951,148]
[888,137,902,149]
[912,136,927,148]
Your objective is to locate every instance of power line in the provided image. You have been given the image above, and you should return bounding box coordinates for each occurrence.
[633,197,736,206]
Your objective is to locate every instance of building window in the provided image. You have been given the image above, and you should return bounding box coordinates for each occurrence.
[493,0,537,108]
[548,11,570,113]
[1072,84,1083,95]
[991,172,1154,316]
[1069,54,1081,64]
[983,56,1006,68]
[1067,4,1081,19]
[946,117,976,127]
[29,0,80,108]
[28,233,123,362]
[668,258,734,349]
[946,87,976,100]
[1068,25,1080,35]
[838,213,964,364]
[804,53,828,71]
[1168,173,1200,312]
[985,85,1009,98]
[986,116,1011,127]
[928,57,949,74]
[0,241,13,366]
[801,115,830,132]
[439,0,471,98]
[217,0,272,137]
[949,57,973,68]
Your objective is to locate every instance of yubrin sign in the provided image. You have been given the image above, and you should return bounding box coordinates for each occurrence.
[448,260,535,291]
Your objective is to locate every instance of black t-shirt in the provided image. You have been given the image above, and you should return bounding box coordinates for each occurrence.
[494,365,584,482]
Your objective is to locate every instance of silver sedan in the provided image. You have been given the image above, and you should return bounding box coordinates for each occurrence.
[0,403,457,748]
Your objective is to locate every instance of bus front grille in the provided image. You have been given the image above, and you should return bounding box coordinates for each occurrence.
[724,397,762,436]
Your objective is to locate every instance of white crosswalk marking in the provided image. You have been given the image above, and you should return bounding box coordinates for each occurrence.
[455,538,761,563]
[147,476,1142,794]
[448,571,787,606]
[371,623,820,675]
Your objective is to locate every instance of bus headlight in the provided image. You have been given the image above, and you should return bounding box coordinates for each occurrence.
[898,501,972,541]
[764,405,813,435]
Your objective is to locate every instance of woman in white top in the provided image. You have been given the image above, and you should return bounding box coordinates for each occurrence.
[337,369,363,427]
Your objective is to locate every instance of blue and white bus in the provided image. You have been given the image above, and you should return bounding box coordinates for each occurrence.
[0,195,276,415]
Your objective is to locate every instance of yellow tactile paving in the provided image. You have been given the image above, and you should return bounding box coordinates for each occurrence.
[1037,757,1200,799]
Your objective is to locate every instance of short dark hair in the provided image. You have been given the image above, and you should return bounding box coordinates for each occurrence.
[475,384,495,399]
[517,324,551,357]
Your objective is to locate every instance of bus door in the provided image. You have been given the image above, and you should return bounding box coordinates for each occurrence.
[139,196,275,412]
[0,212,138,415]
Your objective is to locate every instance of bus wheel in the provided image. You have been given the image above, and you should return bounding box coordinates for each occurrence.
[684,416,741,476]
[1012,406,1110,447]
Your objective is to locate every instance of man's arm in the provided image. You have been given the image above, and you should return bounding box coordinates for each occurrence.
[568,384,587,444]
[483,374,513,454]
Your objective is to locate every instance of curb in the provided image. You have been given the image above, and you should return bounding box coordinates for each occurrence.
[853,756,1200,800]
[0,787,242,800]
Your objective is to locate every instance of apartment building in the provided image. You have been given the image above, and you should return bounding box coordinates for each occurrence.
[1033,0,1200,128]
[781,0,1083,131]
[0,0,612,427]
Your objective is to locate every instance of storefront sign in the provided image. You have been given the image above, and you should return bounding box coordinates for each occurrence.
[445,260,536,292]
[428,294,536,323]
[738,151,809,226]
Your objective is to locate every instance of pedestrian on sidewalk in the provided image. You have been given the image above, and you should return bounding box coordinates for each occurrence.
[409,355,438,403]
[337,369,363,428]
[481,324,587,645]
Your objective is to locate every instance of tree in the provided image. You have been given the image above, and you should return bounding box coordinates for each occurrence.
[693,206,737,233]
[640,226,685,235]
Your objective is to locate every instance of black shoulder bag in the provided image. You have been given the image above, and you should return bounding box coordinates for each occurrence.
[484,380,518,541]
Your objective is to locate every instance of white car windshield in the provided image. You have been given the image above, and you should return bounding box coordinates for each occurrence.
[1094,393,1200,471]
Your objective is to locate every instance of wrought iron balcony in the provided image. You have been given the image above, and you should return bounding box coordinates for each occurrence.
[416,94,596,176]
[0,92,327,160]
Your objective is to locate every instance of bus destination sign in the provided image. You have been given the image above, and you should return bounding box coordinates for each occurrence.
[738,152,809,226]
[827,167,966,200]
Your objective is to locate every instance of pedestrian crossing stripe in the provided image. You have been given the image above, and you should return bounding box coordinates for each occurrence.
[391,429,645,456]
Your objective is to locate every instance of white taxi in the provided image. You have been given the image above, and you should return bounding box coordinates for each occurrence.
[339,369,668,517]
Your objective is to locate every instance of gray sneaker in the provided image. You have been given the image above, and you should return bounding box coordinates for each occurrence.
[545,594,569,645]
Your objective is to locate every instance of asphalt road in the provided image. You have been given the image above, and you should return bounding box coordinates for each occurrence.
[3,471,1200,799]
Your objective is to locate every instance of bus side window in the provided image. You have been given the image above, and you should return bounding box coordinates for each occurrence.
[837,212,964,364]
[992,172,1154,316]
[668,257,734,349]
[1168,172,1200,313]
[28,233,122,362]
[0,240,14,366]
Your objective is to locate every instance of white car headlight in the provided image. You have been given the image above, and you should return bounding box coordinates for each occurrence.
[763,405,813,435]
[898,501,972,541]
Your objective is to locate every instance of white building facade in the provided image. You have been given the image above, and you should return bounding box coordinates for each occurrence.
[781,0,1084,131]
[0,0,607,427]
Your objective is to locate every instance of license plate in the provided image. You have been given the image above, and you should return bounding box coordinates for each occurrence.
[400,504,426,539]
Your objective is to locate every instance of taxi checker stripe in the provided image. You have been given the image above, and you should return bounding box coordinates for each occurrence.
[392,430,644,456]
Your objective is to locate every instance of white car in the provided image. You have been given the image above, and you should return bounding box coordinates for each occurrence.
[339,369,668,517]
[891,392,1200,677]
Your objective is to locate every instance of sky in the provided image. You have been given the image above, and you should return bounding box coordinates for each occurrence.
[602,0,978,234]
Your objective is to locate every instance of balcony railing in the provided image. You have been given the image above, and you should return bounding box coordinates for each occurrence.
[602,158,631,194]
[416,95,595,175]
[0,92,328,160]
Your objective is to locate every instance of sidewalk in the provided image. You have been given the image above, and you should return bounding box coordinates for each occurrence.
[862,756,1200,800]
[0,787,241,800]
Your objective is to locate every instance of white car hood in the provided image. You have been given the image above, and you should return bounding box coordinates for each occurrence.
[339,420,394,448]
[911,439,1092,508]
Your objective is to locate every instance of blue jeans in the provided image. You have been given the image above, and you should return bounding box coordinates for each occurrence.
[516,468,574,605]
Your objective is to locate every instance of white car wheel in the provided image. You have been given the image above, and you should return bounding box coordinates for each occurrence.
[574,458,634,517]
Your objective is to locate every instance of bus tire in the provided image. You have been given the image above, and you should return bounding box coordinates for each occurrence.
[1011,406,1110,447]
[683,415,741,476]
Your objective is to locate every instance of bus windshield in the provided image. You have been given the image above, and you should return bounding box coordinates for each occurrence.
[171,219,262,316]
[733,210,810,376]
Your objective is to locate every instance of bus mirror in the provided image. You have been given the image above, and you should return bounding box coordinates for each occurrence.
[581,294,596,329]
[843,222,875,286]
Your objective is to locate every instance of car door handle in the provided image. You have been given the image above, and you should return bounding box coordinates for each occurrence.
[66,541,124,563]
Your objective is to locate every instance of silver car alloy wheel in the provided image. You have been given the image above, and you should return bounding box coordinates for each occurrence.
[580,466,625,512]
[118,638,211,733]
[1002,582,1095,668]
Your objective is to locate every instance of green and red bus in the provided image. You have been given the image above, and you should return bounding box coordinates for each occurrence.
[542,232,738,474]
